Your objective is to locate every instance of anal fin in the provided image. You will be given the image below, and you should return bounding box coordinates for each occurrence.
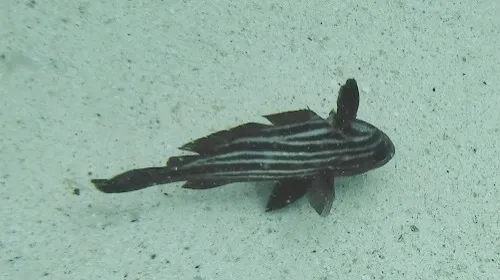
[182,180,236,189]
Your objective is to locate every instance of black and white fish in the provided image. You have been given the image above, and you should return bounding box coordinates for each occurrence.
[91,79,395,216]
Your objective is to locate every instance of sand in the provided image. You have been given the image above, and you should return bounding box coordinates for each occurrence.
[1,1,499,279]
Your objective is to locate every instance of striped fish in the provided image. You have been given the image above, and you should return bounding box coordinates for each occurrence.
[91,79,395,216]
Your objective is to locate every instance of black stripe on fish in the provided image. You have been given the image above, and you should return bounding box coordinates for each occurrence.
[175,131,384,177]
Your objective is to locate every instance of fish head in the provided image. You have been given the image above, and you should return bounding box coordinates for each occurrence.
[336,118,395,176]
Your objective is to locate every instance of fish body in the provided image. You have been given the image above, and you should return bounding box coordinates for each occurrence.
[91,79,395,216]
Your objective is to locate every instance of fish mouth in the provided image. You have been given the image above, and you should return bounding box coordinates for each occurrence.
[385,133,396,159]
[378,131,396,167]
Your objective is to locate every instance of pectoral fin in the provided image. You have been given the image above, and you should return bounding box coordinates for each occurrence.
[265,178,310,212]
[335,78,360,129]
[307,172,335,217]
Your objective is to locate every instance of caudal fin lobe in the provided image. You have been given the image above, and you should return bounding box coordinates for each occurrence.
[91,167,173,193]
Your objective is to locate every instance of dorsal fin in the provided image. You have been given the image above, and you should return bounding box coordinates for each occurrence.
[179,122,270,155]
[165,155,199,168]
[263,109,324,125]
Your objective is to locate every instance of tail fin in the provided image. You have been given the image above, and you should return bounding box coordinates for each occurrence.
[91,167,174,193]
[91,154,204,193]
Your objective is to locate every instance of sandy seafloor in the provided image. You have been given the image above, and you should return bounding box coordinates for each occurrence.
[1,1,499,279]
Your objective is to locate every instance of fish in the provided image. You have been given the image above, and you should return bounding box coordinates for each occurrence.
[91,78,395,217]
